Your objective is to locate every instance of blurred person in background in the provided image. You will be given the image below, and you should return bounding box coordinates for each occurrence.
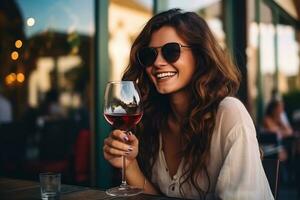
[263,97,297,186]
[263,99,293,140]
[0,83,12,123]
[263,98,293,163]
[270,89,291,128]
[38,89,65,120]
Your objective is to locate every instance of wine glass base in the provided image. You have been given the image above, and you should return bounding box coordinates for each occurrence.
[106,185,143,197]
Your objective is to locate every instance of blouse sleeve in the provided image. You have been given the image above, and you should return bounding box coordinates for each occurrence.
[215,124,274,200]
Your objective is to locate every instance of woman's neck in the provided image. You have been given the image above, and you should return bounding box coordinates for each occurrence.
[168,90,191,124]
[270,113,281,122]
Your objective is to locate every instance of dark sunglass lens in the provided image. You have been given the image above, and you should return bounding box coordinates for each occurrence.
[162,43,180,63]
[138,48,157,67]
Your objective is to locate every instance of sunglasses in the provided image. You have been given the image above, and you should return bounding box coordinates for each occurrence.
[137,42,191,67]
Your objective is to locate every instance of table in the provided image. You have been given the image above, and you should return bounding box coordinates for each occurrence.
[0,177,180,200]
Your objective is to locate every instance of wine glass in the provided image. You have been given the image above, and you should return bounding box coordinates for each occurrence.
[103,81,143,196]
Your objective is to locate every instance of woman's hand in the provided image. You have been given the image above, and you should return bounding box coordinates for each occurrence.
[103,129,139,169]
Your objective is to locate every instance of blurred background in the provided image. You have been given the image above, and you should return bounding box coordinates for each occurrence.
[0,0,299,199]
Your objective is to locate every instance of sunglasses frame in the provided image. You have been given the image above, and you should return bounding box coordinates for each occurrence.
[137,42,191,68]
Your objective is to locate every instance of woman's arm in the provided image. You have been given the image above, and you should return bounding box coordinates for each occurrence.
[126,159,159,195]
[263,117,281,134]
[264,115,293,138]
[215,98,274,200]
[215,124,274,200]
[278,120,293,138]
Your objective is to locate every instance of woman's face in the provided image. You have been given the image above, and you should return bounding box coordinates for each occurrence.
[145,26,196,95]
[275,102,284,115]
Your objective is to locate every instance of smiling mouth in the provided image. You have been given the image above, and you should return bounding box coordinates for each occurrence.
[155,72,177,80]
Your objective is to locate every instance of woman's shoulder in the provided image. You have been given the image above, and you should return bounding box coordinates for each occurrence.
[219,96,244,109]
[218,97,248,117]
[216,96,255,132]
[216,97,256,143]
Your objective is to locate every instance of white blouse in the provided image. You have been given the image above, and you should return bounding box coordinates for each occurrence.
[151,97,274,200]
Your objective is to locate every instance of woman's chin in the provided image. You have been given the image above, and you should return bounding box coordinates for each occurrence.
[156,86,173,94]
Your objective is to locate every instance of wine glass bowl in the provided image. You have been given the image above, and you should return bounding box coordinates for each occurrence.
[103,81,143,196]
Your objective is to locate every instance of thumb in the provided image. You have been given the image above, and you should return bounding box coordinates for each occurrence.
[127,131,138,146]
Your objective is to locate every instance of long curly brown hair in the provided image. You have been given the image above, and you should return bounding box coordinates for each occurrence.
[122,9,240,198]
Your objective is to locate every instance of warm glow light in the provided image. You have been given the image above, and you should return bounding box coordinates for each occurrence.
[10,73,16,80]
[15,40,23,48]
[17,73,25,83]
[5,76,12,85]
[27,17,35,26]
[11,51,19,60]
[5,73,16,85]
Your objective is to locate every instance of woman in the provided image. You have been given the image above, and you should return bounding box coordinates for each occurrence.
[103,9,273,199]
[263,99,295,163]
[264,99,293,139]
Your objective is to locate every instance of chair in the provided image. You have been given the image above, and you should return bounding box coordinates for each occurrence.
[74,129,90,185]
[24,118,79,183]
[258,131,281,158]
[262,159,280,200]
[0,122,27,176]
[38,119,77,161]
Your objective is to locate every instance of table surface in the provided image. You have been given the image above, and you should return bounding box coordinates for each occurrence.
[0,177,181,200]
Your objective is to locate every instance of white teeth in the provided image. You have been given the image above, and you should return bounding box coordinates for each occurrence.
[156,72,176,79]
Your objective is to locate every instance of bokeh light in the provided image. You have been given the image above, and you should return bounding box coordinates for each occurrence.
[15,40,23,48]
[27,17,35,26]
[11,51,19,60]
[5,73,17,85]
[17,73,25,83]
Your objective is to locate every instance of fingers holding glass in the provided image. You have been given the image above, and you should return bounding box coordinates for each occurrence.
[111,130,130,142]
[104,137,133,155]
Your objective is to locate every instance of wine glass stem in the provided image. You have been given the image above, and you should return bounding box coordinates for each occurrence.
[121,155,127,187]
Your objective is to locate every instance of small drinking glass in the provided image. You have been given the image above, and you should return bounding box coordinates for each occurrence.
[39,172,61,200]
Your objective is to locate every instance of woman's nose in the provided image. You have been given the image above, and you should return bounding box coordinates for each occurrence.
[153,49,167,67]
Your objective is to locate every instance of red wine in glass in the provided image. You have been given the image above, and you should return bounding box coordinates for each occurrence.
[104,113,143,130]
